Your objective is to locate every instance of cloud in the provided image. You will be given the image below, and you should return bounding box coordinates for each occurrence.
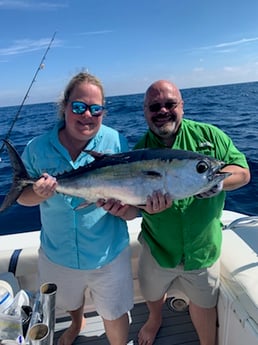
[214,37,258,48]
[200,37,258,51]
[216,49,237,54]
[0,37,61,56]
[193,67,204,72]
[0,0,67,10]
[78,30,113,36]
[223,66,239,72]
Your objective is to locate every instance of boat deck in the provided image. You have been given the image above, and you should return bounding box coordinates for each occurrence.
[54,301,200,345]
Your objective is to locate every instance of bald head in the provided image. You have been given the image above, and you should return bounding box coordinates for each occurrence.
[144,80,182,105]
[143,80,184,147]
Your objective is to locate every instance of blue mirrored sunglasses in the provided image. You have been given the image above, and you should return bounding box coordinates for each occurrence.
[71,101,105,116]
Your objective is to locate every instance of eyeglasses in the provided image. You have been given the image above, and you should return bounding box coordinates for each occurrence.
[71,101,105,116]
[148,101,181,113]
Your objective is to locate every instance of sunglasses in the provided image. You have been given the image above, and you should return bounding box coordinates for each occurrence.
[148,101,181,113]
[71,101,105,116]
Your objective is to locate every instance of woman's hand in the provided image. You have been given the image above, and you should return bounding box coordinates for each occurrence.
[96,199,139,220]
[33,173,57,199]
[96,190,172,218]
[140,190,172,214]
[18,173,57,206]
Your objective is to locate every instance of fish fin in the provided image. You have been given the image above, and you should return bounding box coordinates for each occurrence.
[83,150,107,160]
[0,140,31,212]
[141,170,162,178]
[74,201,92,210]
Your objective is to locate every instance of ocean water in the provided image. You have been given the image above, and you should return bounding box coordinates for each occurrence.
[0,81,257,235]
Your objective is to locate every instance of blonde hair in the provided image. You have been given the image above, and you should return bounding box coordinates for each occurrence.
[58,71,105,119]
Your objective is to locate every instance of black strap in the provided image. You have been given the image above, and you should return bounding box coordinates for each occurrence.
[8,249,22,275]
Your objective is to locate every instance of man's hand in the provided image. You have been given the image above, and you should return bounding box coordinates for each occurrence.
[195,181,223,199]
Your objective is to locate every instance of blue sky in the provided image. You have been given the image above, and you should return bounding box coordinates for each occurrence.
[1,0,258,106]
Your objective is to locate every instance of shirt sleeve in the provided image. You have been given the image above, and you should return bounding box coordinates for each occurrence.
[212,126,249,168]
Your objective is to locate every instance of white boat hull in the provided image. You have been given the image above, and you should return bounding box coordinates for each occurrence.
[218,212,258,345]
[0,210,258,344]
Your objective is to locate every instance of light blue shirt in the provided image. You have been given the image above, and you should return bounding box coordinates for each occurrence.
[22,121,130,269]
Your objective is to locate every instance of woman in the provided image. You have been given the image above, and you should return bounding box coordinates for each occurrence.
[17,72,137,345]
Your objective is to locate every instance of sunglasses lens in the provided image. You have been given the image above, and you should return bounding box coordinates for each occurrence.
[71,101,87,114]
[149,102,179,112]
[149,103,161,112]
[165,102,175,109]
[71,102,104,116]
[90,105,104,116]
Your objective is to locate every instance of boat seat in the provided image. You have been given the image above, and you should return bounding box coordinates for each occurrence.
[220,229,258,325]
[0,247,39,293]
[225,216,258,253]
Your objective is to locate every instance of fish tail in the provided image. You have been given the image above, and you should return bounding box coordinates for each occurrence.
[0,140,31,212]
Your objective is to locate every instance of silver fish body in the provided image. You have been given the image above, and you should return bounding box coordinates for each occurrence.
[57,152,228,205]
[0,140,231,212]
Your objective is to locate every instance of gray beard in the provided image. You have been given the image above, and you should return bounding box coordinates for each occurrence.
[152,121,177,138]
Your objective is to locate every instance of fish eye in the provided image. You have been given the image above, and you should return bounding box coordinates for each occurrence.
[196,160,209,174]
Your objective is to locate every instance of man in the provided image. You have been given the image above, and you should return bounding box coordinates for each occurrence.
[135,80,250,345]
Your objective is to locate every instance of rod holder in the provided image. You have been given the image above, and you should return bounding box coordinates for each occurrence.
[26,282,57,345]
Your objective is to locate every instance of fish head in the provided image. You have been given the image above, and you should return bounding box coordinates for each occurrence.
[165,152,231,199]
[208,160,231,183]
[190,156,231,194]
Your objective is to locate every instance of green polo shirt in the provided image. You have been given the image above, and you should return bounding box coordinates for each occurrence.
[134,119,249,270]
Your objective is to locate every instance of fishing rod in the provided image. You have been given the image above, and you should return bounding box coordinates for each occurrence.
[0,31,56,157]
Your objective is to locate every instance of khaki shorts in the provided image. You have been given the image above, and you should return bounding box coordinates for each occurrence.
[38,246,133,320]
[138,238,220,308]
